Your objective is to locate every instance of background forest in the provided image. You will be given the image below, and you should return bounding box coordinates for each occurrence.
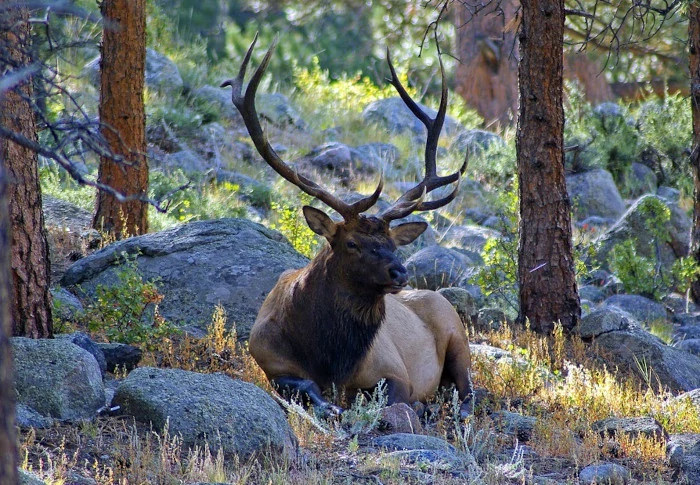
[3,0,700,484]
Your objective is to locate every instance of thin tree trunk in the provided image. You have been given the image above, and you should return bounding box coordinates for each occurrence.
[93,0,148,239]
[0,1,53,338]
[516,0,580,333]
[689,2,700,302]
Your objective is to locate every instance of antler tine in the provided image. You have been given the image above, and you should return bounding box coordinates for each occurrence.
[380,49,464,222]
[222,35,383,221]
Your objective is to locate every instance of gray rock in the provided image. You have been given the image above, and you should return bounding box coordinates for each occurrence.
[578,285,606,303]
[579,462,630,485]
[666,433,700,483]
[476,308,509,331]
[15,403,54,429]
[371,432,457,453]
[657,185,680,203]
[438,287,478,323]
[56,332,107,376]
[595,194,691,271]
[145,48,184,94]
[378,403,423,434]
[492,411,537,441]
[578,307,700,391]
[306,142,354,172]
[12,337,105,420]
[449,129,505,155]
[371,432,478,473]
[84,49,183,95]
[96,342,142,372]
[566,169,625,221]
[156,150,210,175]
[405,245,479,290]
[113,367,297,460]
[19,469,46,485]
[676,339,700,357]
[362,97,463,140]
[440,224,500,254]
[354,142,400,168]
[50,287,84,322]
[192,85,245,124]
[624,162,657,198]
[591,416,668,441]
[60,219,309,338]
[257,92,306,129]
[601,294,668,327]
[43,195,92,231]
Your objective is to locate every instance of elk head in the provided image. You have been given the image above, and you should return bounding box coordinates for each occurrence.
[221,34,467,294]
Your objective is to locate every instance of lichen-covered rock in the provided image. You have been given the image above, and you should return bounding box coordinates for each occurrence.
[12,338,105,420]
[113,367,297,461]
[61,219,309,338]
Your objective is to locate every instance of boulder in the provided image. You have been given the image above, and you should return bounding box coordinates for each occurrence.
[362,97,464,140]
[55,332,107,376]
[579,462,631,485]
[113,367,297,460]
[12,337,105,420]
[591,416,668,441]
[449,129,505,155]
[83,48,183,95]
[667,434,700,484]
[624,162,657,198]
[61,218,309,338]
[601,294,669,327]
[578,307,700,392]
[404,245,480,290]
[492,411,537,441]
[595,194,691,271]
[440,224,499,254]
[566,169,625,221]
[96,342,142,372]
[438,287,478,323]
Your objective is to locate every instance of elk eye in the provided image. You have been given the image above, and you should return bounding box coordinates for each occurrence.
[346,241,358,251]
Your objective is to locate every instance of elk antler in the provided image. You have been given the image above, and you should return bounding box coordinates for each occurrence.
[221,33,383,221]
[378,48,467,223]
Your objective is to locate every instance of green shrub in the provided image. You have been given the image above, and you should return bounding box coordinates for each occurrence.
[269,193,321,258]
[608,239,665,300]
[79,253,179,349]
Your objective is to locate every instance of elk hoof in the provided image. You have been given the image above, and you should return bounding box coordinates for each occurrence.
[318,403,344,418]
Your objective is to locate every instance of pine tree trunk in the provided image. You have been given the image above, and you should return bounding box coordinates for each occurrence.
[0,167,18,485]
[93,0,148,239]
[689,3,700,302]
[453,0,519,127]
[516,0,580,333]
[0,2,53,338]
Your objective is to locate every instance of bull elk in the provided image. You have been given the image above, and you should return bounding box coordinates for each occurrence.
[222,35,473,416]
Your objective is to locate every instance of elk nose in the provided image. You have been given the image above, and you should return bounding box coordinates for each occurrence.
[389,265,408,287]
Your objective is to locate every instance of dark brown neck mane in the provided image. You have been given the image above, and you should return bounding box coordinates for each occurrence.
[290,246,386,388]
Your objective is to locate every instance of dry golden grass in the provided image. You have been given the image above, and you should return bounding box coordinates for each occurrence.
[19,307,699,484]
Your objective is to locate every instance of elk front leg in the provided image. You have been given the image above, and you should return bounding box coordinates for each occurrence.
[272,376,344,417]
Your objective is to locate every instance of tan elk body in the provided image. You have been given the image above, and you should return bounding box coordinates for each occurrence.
[223,35,473,415]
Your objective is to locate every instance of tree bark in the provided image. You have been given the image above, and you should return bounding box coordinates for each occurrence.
[516,0,580,333]
[0,1,53,338]
[93,0,149,239]
[689,2,700,302]
[0,166,18,485]
[453,0,519,127]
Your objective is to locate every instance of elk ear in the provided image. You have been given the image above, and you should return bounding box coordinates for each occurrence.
[390,221,427,246]
[302,206,337,240]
